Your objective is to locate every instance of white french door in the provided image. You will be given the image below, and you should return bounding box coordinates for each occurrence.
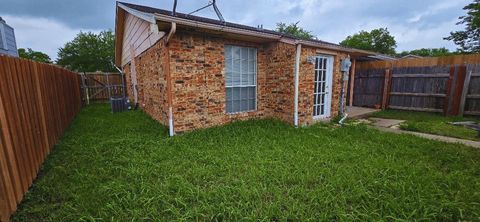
[313,56,333,119]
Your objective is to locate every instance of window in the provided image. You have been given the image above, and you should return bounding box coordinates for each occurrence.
[225,45,257,113]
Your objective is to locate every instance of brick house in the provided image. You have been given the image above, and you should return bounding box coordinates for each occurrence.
[114,2,376,135]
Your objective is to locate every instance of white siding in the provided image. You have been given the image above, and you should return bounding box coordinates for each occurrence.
[121,13,165,66]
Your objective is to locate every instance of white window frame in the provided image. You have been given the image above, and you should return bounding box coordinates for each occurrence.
[224,45,257,114]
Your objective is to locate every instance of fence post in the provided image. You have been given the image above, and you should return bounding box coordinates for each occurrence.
[459,65,472,116]
[381,68,392,109]
[348,59,356,107]
[445,65,467,116]
[81,73,89,105]
[106,73,111,100]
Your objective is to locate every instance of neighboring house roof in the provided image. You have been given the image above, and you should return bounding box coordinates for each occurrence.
[401,54,423,59]
[115,2,377,66]
[356,54,398,62]
[0,17,19,57]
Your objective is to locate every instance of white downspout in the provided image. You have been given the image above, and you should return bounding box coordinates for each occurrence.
[294,43,302,127]
[165,22,176,136]
[338,55,352,125]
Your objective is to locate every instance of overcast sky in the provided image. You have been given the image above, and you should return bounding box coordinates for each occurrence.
[0,0,470,60]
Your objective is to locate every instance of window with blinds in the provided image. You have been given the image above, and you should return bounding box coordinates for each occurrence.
[225,45,257,113]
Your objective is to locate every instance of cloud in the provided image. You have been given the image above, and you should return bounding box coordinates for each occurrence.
[3,15,101,60]
[0,0,471,56]
[407,1,463,23]
[0,0,115,29]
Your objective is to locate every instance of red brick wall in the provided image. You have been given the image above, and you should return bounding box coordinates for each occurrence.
[123,40,169,126]
[264,42,296,124]
[168,32,270,133]
[123,31,348,133]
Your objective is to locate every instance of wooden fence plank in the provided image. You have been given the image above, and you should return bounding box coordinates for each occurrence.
[444,65,456,115]
[392,73,450,78]
[21,58,43,177]
[388,106,443,113]
[445,65,466,116]
[352,68,385,108]
[348,59,356,107]
[0,55,82,220]
[357,54,480,70]
[14,58,39,180]
[0,57,23,202]
[0,71,20,218]
[381,69,391,109]
[5,57,33,190]
[465,111,480,115]
[32,63,50,161]
[389,92,447,97]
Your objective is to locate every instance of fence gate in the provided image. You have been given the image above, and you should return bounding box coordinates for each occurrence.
[80,72,125,104]
[352,63,480,116]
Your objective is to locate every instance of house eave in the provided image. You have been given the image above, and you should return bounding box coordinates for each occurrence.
[115,2,159,67]
[154,13,376,56]
[153,13,282,41]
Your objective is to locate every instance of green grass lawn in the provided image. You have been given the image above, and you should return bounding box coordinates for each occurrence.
[371,110,480,141]
[13,104,480,221]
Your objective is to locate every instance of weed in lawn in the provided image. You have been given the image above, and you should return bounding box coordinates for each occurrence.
[12,104,480,221]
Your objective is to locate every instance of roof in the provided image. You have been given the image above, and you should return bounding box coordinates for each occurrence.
[115,1,378,65]
[355,53,398,62]
[119,2,337,44]
[401,54,423,59]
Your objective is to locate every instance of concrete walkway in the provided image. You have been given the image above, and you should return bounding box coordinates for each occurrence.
[368,118,480,149]
[370,118,405,128]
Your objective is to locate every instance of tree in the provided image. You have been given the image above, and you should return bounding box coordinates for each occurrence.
[18,48,52,63]
[57,30,115,72]
[340,28,397,55]
[444,0,480,53]
[276,22,315,40]
[397,48,454,57]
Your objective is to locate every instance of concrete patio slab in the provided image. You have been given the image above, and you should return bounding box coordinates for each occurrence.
[347,106,379,119]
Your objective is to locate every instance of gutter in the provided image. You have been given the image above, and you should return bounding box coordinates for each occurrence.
[296,39,375,56]
[153,13,281,41]
[294,43,302,127]
[165,22,176,136]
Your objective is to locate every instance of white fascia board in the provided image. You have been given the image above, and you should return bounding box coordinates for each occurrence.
[118,3,156,24]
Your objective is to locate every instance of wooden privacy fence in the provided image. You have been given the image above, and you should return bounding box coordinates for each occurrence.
[352,54,480,116]
[80,72,124,104]
[0,55,82,221]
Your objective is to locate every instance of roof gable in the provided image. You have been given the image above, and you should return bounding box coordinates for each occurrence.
[115,1,377,65]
